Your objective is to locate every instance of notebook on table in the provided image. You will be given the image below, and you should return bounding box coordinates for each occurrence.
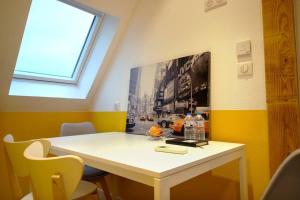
[165,138,208,147]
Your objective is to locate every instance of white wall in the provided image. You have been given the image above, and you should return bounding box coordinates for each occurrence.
[91,0,266,111]
[0,0,137,111]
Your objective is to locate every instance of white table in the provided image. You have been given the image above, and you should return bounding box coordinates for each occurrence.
[49,132,248,200]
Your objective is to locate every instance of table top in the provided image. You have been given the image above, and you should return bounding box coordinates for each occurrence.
[49,132,244,178]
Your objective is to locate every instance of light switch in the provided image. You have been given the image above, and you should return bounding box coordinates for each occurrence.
[238,62,253,77]
[236,40,251,56]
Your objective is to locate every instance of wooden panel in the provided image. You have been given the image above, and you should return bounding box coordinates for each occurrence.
[266,73,298,101]
[263,0,295,36]
[262,0,300,174]
[267,102,300,172]
[264,34,296,76]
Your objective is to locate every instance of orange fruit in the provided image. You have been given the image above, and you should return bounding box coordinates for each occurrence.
[149,126,162,137]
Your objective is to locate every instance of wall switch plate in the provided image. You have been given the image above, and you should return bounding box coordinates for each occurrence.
[238,62,253,77]
[205,0,227,11]
[114,101,120,111]
[236,40,251,56]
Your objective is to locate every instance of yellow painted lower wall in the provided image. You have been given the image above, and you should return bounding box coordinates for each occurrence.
[91,112,126,132]
[0,110,269,200]
[210,110,269,200]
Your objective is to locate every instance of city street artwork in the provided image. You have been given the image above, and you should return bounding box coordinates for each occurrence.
[126,52,210,138]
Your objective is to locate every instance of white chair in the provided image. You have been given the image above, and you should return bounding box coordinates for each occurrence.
[24,141,99,200]
[261,149,300,200]
[60,122,111,200]
[60,122,97,136]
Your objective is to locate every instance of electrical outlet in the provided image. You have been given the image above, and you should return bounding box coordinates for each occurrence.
[205,0,227,11]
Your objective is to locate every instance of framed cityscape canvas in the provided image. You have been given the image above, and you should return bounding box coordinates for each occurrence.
[126,52,210,138]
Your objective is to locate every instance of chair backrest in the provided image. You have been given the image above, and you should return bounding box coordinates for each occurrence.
[3,134,51,177]
[24,141,83,200]
[3,134,51,199]
[261,149,300,200]
[60,122,96,136]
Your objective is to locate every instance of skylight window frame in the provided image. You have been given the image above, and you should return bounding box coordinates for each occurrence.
[13,2,103,85]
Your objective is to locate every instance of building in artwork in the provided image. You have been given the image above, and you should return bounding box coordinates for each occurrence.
[153,52,210,116]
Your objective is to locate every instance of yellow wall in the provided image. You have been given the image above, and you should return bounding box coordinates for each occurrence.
[91,112,126,132]
[210,110,269,200]
[0,110,269,200]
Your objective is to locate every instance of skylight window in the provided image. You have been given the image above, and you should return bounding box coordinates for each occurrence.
[14,0,99,83]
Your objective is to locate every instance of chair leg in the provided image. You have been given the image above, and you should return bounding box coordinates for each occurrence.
[76,190,99,200]
[98,177,111,200]
[95,189,101,200]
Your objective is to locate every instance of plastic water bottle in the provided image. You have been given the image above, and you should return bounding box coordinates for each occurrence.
[194,112,206,140]
[184,113,194,140]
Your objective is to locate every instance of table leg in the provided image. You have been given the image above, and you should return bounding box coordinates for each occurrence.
[239,153,248,200]
[111,175,120,200]
[154,178,170,200]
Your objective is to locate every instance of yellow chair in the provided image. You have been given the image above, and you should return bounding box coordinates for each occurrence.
[24,141,99,200]
[3,134,50,200]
